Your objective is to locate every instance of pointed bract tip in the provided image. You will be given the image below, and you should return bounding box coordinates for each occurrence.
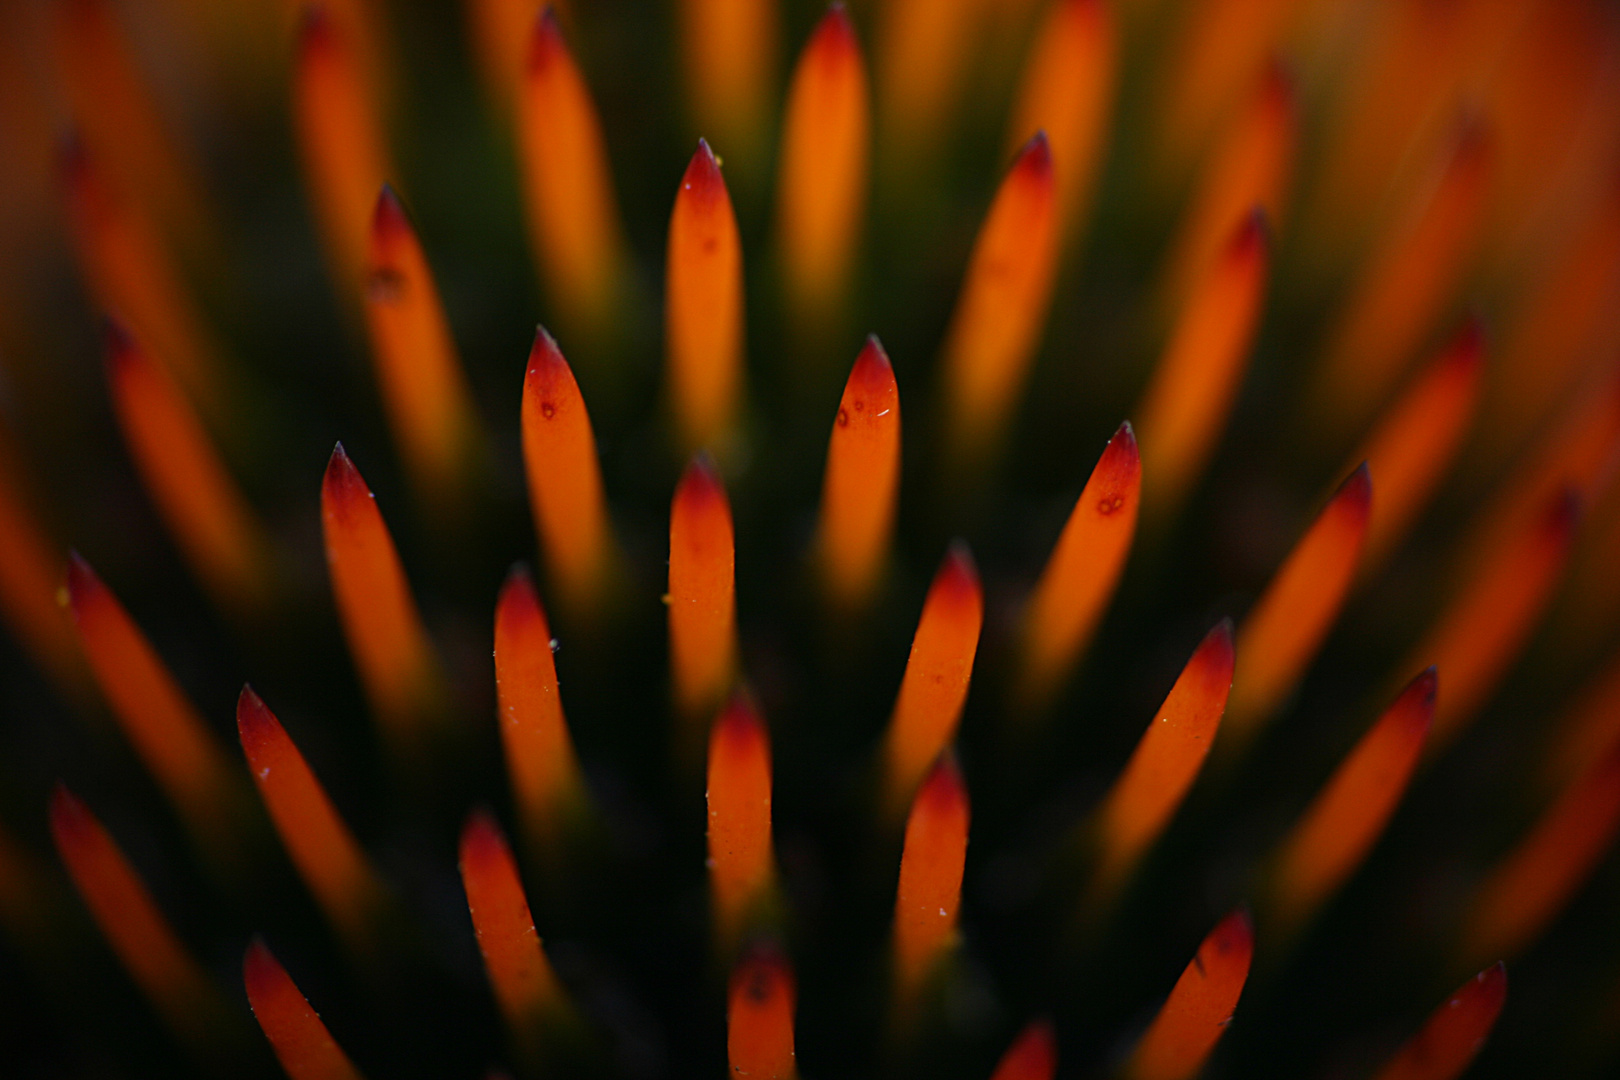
[815,3,857,49]
[501,560,537,594]
[242,937,279,990]
[683,140,727,199]
[1214,905,1255,951]
[1233,206,1271,256]
[526,324,567,376]
[850,335,895,391]
[48,782,88,834]
[459,805,504,859]
[917,750,967,812]
[62,551,99,606]
[527,5,565,71]
[237,683,268,720]
[939,540,982,595]
[322,442,369,501]
[714,690,767,750]
[298,3,332,46]
[1546,487,1584,536]
[1409,665,1439,708]
[1104,420,1140,465]
[372,183,408,236]
[1451,313,1487,365]
[1018,130,1053,175]
[1338,461,1373,511]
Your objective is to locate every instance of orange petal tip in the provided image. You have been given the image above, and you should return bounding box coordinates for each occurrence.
[851,334,893,386]
[937,540,981,604]
[371,183,408,237]
[683,139,726,200]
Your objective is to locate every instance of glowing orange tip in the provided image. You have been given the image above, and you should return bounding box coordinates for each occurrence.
[1123,908,1253,1080]
[1370,963,1507,1080]
[237,686,382,947]
[776,3,869,318]
[1462,738,1620,965]
[1228,463,1372,739]
[727,945,798,1080]
[49,785,218,1049]
[990,1019,1057,1080]
[494,564,585,847]
[1357,319,1485,569]
[669,453,737,720]
[1137,209,1270,514]
[102,319,270,614]
[817,335,900,611]
[943,132,1059,456]
[1006,0,1116,234]
[459,809,568,1029]
[893,755,971,997]
[882,543,983,815]
[321,443,443,742]
[1418,487,1580,752]
[666,139,745,451]
[243,939,367,1080]
[708,693,775,946]
[1096,619,1234,889]
[521,325,615,610]
[1271,668,1435,929]
[1019,420,1140,705]
[61,553,237,853]
[519,10,626,330]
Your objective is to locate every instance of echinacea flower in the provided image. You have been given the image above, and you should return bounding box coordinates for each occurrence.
[2,1,1620,1078]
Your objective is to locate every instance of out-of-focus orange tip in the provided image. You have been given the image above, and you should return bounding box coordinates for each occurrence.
[51,0,211,253]
[243,939,367,1080]
[666,140,745,453]
[1137,210,1269,517]
[495,564,588,852]
[103,320,272,616]
[1270,668,1435,933]
[942,133,1059,461]
[62,554,241,862]
[1314,121,1492,438]
[1095,620,1234,894]
[1462,740,1620,966]
[678,0,776,160]
[237,687,385,953]
[708,693,776,950]
[49,785,222,1054]
[295,3,394,290]
[320,444,447,749]
[1408,489,1579,754]
[1225,464,1372,743]
[1370,963,1507,1080]
[816,336,900,612]
[1540,650,1620,795]
[878,0,980,155]
[1152,0,1296,178]
[471,0,571,110]
[893,755,971,1007]
[669,454,738,723]
[1005,0,1115,241]
[1121,908,1253,1080]
[519,11,629,337]
[522,326,618,614]
[1355,321,1484,572]
[881,544,983,816]
[1156,63,1294,320]
[776,5,869,323]
[1017,421,1140,709]
[990,1019,1057,1080]
[60,138,227,423]
[459,809,571,1045]
[1484,178,1620,470]
[727,944,797,1080]
[364,186,483,507]
[0,434,79,690]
